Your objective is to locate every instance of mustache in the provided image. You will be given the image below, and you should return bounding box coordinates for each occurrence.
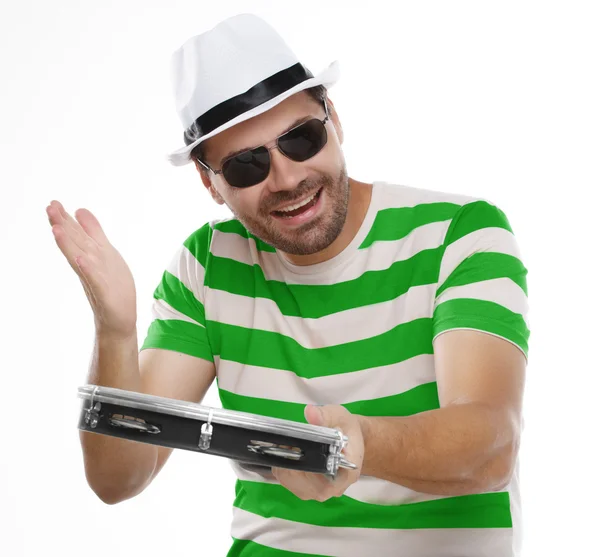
[261,177,331,213]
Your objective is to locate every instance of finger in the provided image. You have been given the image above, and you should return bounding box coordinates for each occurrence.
[47,202,89,253]
[47,203,67,229]
[50,201,97,252]
[273,468,330,501]
[50,223,84,272]
[74,208,110,247]
[52,226,106,299]
[304,404,324,425]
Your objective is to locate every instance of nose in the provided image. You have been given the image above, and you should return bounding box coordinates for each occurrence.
[264,144,310,194]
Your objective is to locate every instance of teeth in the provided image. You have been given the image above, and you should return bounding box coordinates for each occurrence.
[278,191,317,213]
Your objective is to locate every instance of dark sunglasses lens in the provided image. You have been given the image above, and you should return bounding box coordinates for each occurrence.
[222,147,270,188]
[278,119,327,162]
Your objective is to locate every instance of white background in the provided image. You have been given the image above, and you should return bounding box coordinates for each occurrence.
[1,1,598,555]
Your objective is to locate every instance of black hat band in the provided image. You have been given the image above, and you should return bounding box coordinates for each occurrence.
[183,62,314,147]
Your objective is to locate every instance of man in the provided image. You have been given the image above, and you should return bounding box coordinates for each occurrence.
[48,13,529,557]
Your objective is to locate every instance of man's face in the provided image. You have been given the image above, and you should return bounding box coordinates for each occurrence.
[197,92,349,256]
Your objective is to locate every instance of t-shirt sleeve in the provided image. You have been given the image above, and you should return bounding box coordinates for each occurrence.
[140,223,214,362]
[432,199,530,361]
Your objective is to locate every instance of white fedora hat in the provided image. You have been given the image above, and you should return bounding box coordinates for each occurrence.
[167,13,341,167]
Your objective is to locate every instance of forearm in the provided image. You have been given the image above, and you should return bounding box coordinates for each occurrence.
[385,449,515,495]
[357,403,519,495]
[80,329,158,504]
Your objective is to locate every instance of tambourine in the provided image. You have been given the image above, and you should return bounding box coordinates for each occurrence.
[76,385,357,478]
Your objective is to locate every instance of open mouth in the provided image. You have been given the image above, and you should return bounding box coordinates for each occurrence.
[271,188,323,220]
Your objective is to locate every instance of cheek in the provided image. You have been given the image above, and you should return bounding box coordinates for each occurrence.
[228,188,263,217]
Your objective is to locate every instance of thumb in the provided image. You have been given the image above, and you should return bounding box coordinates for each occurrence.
[305,404,324,426]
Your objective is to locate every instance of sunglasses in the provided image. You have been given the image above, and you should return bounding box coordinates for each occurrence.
[196,100,330,188]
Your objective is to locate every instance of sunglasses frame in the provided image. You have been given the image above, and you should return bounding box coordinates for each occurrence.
[195,99,330,187]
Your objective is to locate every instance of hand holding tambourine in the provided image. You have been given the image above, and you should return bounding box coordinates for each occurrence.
[271,404,364,502]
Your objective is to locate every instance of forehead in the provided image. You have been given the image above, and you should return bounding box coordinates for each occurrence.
[202,92,321,164]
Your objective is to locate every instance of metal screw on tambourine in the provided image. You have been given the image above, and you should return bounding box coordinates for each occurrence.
[84,386,101,429]
[198,408,214,450]
[326,429,346,478]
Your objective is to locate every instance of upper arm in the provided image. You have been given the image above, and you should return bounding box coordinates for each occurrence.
[138,348,216,481]
[433,330,526,420]
[433,330,525,490]
[431,199,529,424]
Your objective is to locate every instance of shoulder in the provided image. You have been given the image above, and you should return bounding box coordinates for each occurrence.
[375,181,479,211]
[375,181,511,230]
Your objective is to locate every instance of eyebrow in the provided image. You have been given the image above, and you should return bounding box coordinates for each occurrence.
[218,114,315,167]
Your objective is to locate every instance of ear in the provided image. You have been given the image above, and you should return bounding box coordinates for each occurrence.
[326,96,344,145]
[194,158,226,205]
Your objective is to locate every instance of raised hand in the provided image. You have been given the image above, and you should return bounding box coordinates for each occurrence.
[47,200,137,339]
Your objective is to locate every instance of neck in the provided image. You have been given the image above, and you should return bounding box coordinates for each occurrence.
[280,177,373,266]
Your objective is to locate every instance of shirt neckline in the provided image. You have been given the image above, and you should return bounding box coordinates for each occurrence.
[274,181,383,276]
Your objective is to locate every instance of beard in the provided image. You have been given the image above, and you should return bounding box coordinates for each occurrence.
[230,164,350,256]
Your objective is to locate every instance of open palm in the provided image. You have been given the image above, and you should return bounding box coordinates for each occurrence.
[47,200,137,338]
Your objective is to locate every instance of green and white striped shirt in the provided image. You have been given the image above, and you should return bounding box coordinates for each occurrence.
[141,181,530,557]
